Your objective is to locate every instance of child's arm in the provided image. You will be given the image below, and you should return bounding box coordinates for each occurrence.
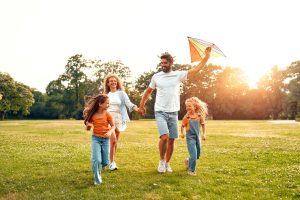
[180,125,186,139]
[181,116,187,139]
[105,124,115,137]
[104,117,116,138]
[86,122,93,131]
[201,124,206,141]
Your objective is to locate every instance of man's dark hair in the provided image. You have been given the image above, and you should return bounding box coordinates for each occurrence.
[160,52,173,64]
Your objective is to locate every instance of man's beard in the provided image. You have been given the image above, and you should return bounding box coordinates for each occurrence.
[162,66,171,73]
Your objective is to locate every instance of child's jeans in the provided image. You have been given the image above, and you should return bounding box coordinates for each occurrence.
[186,134,201,172]
[91,135,110,184]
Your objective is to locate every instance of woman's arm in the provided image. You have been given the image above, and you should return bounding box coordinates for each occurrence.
[121,91,138,112]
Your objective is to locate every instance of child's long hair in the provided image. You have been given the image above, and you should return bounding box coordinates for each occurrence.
[83,94,108,125]
[185,97,208,118]
[103,74,124,94]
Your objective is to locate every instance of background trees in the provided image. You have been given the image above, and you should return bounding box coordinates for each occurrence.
[1,55,299,120]
[284,61,300,119]
[0,73,34,120]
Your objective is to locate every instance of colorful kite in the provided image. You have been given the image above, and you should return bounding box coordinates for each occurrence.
[188,36,226,63]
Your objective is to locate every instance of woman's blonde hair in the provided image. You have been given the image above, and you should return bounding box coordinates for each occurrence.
[103,74,124,94]
[185,97,208,117]
[83,94,108,125]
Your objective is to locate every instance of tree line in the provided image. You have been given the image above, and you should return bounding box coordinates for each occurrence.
[1,54,299,120]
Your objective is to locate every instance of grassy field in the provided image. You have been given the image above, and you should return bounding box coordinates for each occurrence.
[0,120,299,200]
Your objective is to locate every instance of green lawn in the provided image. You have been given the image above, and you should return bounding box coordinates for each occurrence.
[0,120,299,200]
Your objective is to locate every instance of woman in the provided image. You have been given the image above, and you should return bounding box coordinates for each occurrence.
[104,74,139,170]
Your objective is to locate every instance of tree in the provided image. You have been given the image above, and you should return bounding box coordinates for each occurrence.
[28,90,47,119]
[135,70,156,118]
[0,72,34,120]
[93,60,132,92]
[212,67,250,119]
[258,66,286,119]
[46,79,66,96]
[180,63,222,119]
[285,61,300,119]
[60,54,88,110]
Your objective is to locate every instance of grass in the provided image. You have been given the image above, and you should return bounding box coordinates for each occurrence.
[0,120,299,200]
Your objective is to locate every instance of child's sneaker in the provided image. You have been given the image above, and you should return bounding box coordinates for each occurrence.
[187,170,196,176]
[109,161,118,171]
[94,176,103,185]
[184,158,189,170]
[165,162,173,173]
[157,160,166,173]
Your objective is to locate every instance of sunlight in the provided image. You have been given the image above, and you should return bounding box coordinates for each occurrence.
[246,71,260,89]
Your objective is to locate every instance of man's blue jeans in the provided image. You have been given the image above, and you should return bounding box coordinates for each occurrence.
[91,135,110,184]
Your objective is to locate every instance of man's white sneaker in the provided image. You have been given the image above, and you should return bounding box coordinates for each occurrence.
[157,160,166,173]
[109,161,118,171]
[165,163,173,172]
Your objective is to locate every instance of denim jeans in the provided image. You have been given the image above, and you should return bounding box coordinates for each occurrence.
[186,119,201,172]
[155,111,179,138]
[186,134,201,172]
[91,135,110,184]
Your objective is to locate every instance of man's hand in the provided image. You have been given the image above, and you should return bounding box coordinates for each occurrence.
[138,107,146,116]
[205,47,212,56]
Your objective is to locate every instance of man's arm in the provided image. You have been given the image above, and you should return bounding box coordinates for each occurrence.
[138,87,154,115]
[187,47,211,79]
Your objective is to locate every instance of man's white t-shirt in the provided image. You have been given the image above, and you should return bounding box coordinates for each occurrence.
[149,70,188,112]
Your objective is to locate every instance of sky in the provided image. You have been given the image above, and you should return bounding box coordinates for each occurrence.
[1,0,299,92]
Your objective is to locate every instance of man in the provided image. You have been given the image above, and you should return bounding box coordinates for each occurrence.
[139,47,211,173]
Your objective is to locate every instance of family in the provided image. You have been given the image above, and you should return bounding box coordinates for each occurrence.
[83,47,211,185]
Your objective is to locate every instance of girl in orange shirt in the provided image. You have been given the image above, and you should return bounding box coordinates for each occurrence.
[83,94,115,185]
[180,97,208,176]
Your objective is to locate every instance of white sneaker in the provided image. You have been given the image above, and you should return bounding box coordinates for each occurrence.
[187,170,196,176]
[157,160,166,173]
[165,162,173,172]
[94,176,103,185]
[109,161,118,171]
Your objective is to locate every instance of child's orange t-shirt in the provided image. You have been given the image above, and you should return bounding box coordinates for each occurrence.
[91,111,113,137]
[182,115,205,131]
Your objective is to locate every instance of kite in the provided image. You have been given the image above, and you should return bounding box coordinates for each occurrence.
[188,36,226,63]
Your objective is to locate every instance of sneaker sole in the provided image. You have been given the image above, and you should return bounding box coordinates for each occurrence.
[157,169,166,173]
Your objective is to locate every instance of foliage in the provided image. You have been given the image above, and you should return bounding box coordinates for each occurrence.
[5,52,299,120]
[212,67,249,119]
[180,63,222,119]
[257,66,286,119]
[92,60,132,92]
[134,70,156,118]
[284,61,300,119]
[0,72,34,120]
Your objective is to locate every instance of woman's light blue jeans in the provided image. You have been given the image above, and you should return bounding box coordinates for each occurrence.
[91,135,110,184]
